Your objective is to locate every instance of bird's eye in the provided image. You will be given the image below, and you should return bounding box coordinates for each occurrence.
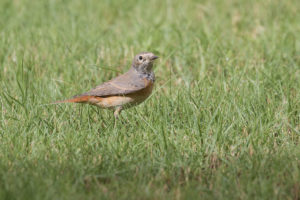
[139,56,143,60]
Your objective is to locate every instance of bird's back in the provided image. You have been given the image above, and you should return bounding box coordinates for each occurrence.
[76,68,150,98]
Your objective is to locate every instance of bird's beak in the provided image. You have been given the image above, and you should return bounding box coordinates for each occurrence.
[150,55,159,61]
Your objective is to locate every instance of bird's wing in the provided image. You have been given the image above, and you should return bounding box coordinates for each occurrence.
[75,70,147,97]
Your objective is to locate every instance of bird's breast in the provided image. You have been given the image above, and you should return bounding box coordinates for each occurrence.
[127,79,154,104]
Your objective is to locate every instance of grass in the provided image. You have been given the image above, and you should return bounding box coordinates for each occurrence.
[0,0,299,199]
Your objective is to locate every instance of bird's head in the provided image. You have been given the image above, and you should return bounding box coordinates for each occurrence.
[132,52,159,73]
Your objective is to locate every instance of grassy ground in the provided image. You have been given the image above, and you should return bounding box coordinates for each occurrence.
[0,0,299,199]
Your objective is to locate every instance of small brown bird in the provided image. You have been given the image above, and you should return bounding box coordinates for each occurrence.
[55,52,159,118]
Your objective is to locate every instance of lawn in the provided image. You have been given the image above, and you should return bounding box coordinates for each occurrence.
[0,0,299,199]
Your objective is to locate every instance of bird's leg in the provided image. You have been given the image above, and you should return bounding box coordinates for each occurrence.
[113,106,122,127]
[114,106,122,118]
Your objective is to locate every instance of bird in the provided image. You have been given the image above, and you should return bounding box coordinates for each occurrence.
[54,52,159,118]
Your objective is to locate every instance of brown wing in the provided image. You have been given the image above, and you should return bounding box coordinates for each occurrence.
[75,68,147,97]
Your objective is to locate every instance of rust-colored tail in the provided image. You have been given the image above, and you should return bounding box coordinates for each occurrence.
[52,96,91,104]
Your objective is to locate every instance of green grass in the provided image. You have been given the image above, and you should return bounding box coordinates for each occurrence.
[0,0,299,199]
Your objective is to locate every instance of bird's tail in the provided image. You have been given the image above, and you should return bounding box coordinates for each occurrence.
[51,96,91,104]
